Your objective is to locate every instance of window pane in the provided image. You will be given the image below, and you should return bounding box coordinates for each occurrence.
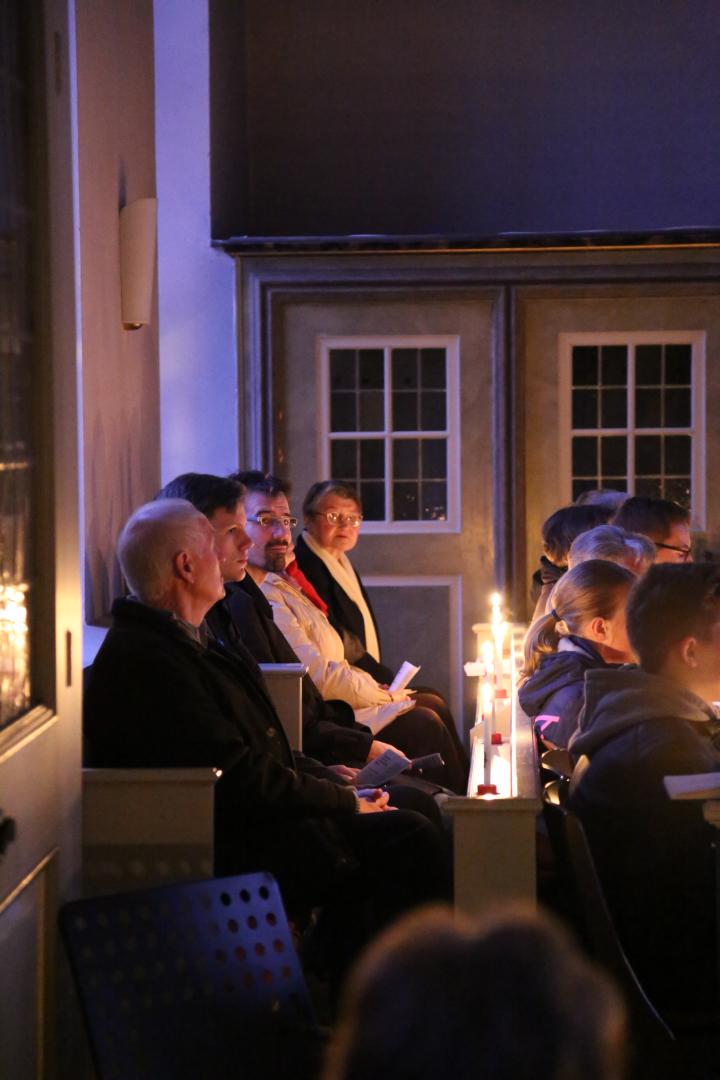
[601,346,627,385]
[330,349,356,390]
[572,389,598,429]
[572,478,597,501]
[664,477,691,506]
[663,388,691,427]
[392,392,418,430]
[392,349,418,389]
[331,392,357,431]
[635,435,661,474]
[665,345,691,385]
[635,345,662,385]
[358,390,383,430]
[331,439,357,479]
[601,389,626,427]
[572,436,597,476]
[603,477,627,493]
[422,440,446,479]
[664,435,691,475]
[572,346,598,386]
[421,349,446,388]
[420,391,446,430]
[393,439,418,479]
[601,436,626,476]
[635,477,662,498]
[358,349,384,389]
[635,388,661,428]
[360,439,384,478]
[393,481,419,520]
[421,481,447,520]
[360,481,385,520]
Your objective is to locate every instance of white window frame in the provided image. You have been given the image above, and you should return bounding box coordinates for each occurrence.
[558,331,706,530]
[317,334,461,534]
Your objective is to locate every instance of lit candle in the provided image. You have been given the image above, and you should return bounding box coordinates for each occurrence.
[490,592,505,691]
[481,679,494,785]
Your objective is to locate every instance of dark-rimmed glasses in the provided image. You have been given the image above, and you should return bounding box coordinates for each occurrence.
[655,541,692,562]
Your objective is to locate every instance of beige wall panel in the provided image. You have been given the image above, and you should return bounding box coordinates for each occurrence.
[521,285,720,612]
[76,0,160,621]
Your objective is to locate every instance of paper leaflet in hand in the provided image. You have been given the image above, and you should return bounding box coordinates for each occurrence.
[388,661,421,694]
[354,697,415,736]
[354,748,445,788]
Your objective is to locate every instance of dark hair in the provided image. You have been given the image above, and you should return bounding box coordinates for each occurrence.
[523,560,635,677]
[612,495,690,543]
[155,473,244,518]
[627,563,720,673]
[230,470,291,497]
[542,505,614,565]
[325,905,625,1080]
[302,480,362,519]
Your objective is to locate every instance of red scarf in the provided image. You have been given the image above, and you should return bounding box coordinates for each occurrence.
[285,560,329,615]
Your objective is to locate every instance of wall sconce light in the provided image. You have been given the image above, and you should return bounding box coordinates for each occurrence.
[119,197,157,330]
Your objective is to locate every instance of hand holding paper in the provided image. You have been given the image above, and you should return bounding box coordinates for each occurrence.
[388,661,421,694]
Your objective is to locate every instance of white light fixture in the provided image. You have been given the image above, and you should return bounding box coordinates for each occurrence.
[119,197,157,330]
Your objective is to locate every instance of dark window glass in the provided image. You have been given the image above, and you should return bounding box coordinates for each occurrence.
[635,345,662,385]
[420,349,446,388]
[360,482,385,520]
[601,346,627,385]
[635,388,662,428]
[572,346,598,386]
[393,482,419,520]
[358,349,384,389]
[331,440,357,479]
[421,440,446,479]
[392,349,418,389]
[635,476,662,498]
[663,388,691,427]
[421,481,447,520]
[572,389,598,429]
[572,436,597,476]
[420,392,446,430]
[358,390,383,430]
[603,477,627,492]
[392,392,418,431]
[601,436,626,476]
[393,439,418,479]
[331,392,357,431]
[635,435,661,474]
[664,435,691,475]
[601,389,626,428]
[330,349,356,390]
[665,345,691,385]
[664,477,691,506]
[359,439,384,478]
[572,478,598,501]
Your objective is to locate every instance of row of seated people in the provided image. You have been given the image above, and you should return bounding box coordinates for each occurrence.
[520,492,720,1029]
[84,471,466,994]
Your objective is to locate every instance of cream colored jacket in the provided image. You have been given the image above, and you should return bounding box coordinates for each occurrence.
[260,572,393,709]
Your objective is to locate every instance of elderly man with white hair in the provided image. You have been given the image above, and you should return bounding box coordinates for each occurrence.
[84,498,450,973]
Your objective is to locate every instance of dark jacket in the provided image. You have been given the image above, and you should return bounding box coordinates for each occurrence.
[84,597,359,900]
[294,533,393,683]
[568,666,720,1014]
[518,636,616,747]
[207,576,374,765]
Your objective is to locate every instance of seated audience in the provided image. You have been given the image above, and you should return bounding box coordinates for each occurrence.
[84,499,451,977]
[569,563,720,1016]
[613,495,692,563]
[520,560,636,747]
[324,904,625,1080]
[231,471,469,793]
[568,524,655,575]
[530,503,615,619]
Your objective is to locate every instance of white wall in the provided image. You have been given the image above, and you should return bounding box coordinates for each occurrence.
[154,0,238,483]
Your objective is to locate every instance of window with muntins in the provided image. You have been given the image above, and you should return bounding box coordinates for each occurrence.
[559,333,705,525]
[319,337,459,531]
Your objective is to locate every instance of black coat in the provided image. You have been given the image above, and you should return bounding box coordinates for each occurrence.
[294,533,393,683]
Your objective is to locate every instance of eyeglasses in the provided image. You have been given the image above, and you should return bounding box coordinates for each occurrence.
[313,511,363,528]
[246,514,298,530]
[655,541,692,562]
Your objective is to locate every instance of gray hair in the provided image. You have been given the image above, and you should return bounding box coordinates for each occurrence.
[568,524,655,575]
[118,499,210,605]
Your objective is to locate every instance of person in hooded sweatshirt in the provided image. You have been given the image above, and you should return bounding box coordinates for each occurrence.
[569,562,720,1021]
[519,560,636,748]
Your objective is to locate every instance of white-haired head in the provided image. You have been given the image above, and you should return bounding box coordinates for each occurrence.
[568,524,655,576]
[118,499,212,606]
